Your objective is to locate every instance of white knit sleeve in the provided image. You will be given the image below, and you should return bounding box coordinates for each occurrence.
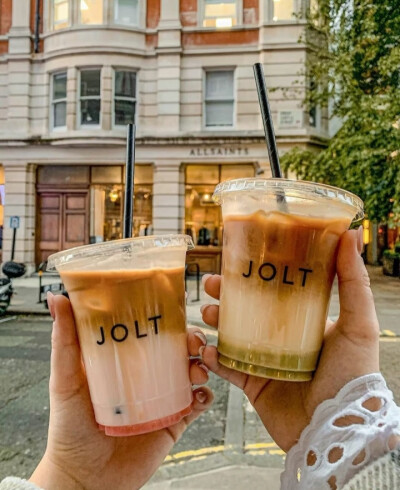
[281,373,400,490]
[0,478,43,490]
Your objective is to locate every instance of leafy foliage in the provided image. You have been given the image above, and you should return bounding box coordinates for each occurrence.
[281,0,400,222]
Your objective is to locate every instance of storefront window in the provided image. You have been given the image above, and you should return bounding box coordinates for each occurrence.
[185,164,254,247]
[80,0,103,25]
[272,0,294,21]
[203,0,238,28]
[53,0,70,30]
[89,165,153,243]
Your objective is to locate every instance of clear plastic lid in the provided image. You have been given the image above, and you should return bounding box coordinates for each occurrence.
[47,235,194,272]
[213,178,364,221]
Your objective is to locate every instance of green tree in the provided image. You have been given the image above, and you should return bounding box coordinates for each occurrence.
[281,0,400,222]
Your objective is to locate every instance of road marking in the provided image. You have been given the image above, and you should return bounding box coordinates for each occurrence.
[245,442,278,450]
[0,316,16,324]
[380,337,400,342]
[165,445,225,462]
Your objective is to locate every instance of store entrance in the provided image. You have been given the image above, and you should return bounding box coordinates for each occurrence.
[36,191,89,264]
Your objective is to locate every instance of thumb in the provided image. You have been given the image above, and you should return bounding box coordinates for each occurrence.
[336,228,379,339]
[48,292,86,398]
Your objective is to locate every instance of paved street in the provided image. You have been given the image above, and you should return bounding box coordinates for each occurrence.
[0,266,399,487]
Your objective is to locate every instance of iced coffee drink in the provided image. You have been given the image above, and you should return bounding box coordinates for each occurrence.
[213,179,363,381]
[48,235,194,436]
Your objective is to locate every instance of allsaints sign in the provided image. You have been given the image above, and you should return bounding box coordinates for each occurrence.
[189,147,250,157]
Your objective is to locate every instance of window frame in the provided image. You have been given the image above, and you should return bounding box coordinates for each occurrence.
[50,70,68,131]
[52,0,71,31]
[78,0,104,26]
[112,68,138,129]
[269,0,299,22]
[203,68,236,130]
[199,0,242,28]
[78,68,102,129]
[114,0,140,27]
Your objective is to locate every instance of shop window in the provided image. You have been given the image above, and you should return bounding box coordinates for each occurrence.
[51,72,67,129]
[80,0,103,25]
[202,0,238,28]
[53,0,70,30]
[272,0,295,21]
[205,70,235,128]
[185,164,254,247]
[79,69,101,127]
[115,0,139,25]
[114,70,136,126]
[89,165,153,243]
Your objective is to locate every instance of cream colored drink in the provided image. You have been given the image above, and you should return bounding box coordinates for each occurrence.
[213,179,363,381]
[48,235,193,436]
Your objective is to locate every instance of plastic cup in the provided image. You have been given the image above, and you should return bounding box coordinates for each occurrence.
[213,179,364,381]
[47,235,194,436]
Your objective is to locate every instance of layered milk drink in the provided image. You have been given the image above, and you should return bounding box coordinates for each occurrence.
[48,235,194,436]
[213,179,363,381]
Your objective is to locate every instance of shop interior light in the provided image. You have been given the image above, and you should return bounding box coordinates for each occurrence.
[109,188,119,203]
[81,0,89,10]
[216,17,233,27]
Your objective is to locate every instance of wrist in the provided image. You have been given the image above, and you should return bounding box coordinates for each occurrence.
[29,454,84,490]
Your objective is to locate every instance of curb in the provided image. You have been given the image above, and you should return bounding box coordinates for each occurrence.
[5,308,50,316]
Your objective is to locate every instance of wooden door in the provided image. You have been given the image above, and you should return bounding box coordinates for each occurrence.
[37,191,89,264]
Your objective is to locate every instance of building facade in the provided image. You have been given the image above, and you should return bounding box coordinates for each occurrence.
[0,0,328,273]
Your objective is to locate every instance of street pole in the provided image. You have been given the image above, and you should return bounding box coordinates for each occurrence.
[11,228,16,261]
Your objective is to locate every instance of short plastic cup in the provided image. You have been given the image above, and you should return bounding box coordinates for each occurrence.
[213,179,364,381]
[47,235,194,436]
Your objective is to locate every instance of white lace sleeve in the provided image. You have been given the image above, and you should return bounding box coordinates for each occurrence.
[281,373,400,490]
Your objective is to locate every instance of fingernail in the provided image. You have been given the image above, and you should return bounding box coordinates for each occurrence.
[201,274,212,287]
[200,304,209,315]
[194,331,207,346]
[199,345,205,358]
[195,390,207,404]
[196,361,209,374]
[357,226,364,254]
[47,292,55,320]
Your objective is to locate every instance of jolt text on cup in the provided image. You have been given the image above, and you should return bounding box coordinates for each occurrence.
[242,260,313,287]
[96,315,162,345]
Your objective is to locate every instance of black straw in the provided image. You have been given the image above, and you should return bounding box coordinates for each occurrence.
[253,63,282,178]
[123,123,136,239]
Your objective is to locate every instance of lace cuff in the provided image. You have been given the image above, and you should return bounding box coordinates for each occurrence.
[281,373,400,490]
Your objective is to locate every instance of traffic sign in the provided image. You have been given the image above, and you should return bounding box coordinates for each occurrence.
[9,216,20,229]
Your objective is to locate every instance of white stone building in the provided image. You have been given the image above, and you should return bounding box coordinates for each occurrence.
[0,0,328,273]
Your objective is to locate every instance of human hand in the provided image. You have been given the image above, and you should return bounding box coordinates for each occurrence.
[201,228,379,452]
[30,294,213,490]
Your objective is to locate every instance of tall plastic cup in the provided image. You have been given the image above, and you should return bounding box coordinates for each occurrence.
[47,235,194,436]
[213,179,364,381]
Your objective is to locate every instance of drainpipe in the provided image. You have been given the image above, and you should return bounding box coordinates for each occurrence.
[34,0,41,54]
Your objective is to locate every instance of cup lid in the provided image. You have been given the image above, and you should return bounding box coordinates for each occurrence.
[47,234,194,271]
[213,178,364,221]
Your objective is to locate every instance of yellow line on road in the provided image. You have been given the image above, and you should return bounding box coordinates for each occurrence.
[165,445,225,462]
[165,441,284,464]
[245,442,278,450]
